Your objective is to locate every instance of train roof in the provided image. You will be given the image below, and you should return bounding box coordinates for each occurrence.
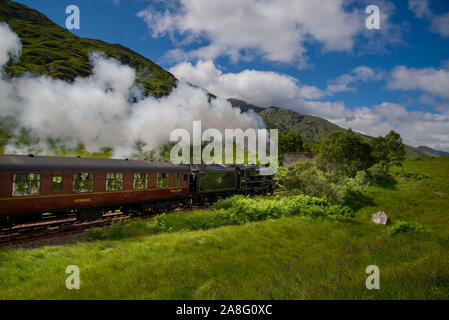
[0,154,190,171]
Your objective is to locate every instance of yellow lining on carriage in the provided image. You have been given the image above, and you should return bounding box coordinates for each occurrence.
[0,186,189,201]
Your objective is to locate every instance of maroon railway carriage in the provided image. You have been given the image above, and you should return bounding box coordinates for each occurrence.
[0,154,190,228]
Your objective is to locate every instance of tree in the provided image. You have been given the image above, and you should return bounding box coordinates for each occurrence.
[279,131,304,154]
[274,160,347,204]
[370,130,405,172]
[316,130,373,177]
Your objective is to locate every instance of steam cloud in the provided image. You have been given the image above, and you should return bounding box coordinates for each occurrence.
[0,22,264,157]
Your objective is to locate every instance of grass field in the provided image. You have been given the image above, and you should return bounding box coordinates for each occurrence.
[0,157,448,299]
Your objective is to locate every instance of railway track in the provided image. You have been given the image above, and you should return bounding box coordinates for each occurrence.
[0,212,134,246]
[0,205,208,247]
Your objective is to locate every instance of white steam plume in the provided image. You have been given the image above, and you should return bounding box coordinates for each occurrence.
[0,23,264,157]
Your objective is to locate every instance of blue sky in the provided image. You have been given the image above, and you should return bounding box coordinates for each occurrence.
[11,0,449,150]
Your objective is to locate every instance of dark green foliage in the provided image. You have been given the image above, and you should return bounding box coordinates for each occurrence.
[86,219,152,241]
[213,194,352,220]
[275,162,344,203]
[316,129,374,177]
[370,130,406,173]
[388,221,430,235]
[0,0,176,98]
[274,160,373,209]
[278,131,304,154]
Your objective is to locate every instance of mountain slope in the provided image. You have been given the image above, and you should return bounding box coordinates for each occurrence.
[417,146,449,157]
[0,0,176,97]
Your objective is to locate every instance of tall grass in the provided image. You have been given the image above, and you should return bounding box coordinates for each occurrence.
[87,194,352,241]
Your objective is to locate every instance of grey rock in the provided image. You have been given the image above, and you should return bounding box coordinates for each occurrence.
[371,211,390,225]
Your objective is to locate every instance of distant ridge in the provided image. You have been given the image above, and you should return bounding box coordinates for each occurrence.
[417,146,449,157]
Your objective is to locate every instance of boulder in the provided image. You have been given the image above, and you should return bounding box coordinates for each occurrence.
[371,211,390,225]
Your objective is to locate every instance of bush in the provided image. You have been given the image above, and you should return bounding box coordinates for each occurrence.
[85,227,106,240]
[388,221,430,235]
[275,161,367,206]
[400,171,430,180]
[355,170,369,185]
[153,214,172,232]
[367,163,385,181]
[214,194,352,221]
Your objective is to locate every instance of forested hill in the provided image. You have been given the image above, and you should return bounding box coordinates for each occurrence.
[0,0,176,98]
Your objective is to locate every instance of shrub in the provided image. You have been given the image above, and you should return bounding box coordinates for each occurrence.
[355,170,369,185]
[388,221,430,235]
[400,171,430,180]
[85,227,106,240]
[214,194,352,221]
[275,161,367,206]
[153,214,171,232]
[367,163,384,181]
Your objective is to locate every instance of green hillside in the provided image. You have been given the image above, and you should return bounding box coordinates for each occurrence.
[0,0,176,97]
[259,106,344,142]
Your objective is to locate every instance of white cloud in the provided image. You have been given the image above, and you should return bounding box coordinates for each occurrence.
[409,0,449,38]
[138,0,362,66]
[299,86,327,100]
[408,0,432,19]
[388,65,449,99]
[170,60,301,106]
[431,12,449,38]
[170,60,382,105]
[327,66,382,94]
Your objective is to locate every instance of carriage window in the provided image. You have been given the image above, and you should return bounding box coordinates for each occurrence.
[183,174,189,185]
[73,173,93,193]
[134,173,148,190]
[12,173,40,197]
[106,173,124,191]
[52,176,63,192]
[157,172,169,188]
[174,173,181,187]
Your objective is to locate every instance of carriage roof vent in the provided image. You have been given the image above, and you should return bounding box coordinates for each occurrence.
[27,154,34,157]
[125,158,129,161]
[77,156,81,158]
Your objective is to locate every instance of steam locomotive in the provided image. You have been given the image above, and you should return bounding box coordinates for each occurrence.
[0,154,274,229]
